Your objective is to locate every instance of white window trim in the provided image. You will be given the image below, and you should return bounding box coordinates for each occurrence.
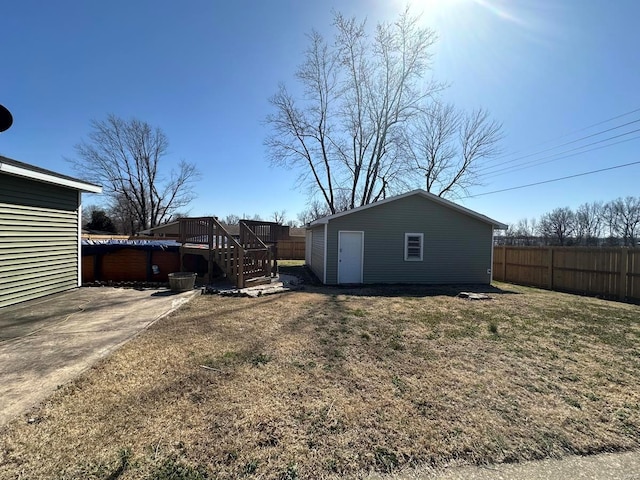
[404,233,424,262]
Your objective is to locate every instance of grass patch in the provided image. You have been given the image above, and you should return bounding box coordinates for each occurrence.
[1,283,639,479]
[277,260,305,268]
[488,321,499,335]
[151,456,210,480]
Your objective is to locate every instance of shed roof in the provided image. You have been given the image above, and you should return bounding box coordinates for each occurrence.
[308,189,508,229]
[0,155,102,193]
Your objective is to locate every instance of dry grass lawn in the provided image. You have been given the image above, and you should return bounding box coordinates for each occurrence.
[1,282,639,479]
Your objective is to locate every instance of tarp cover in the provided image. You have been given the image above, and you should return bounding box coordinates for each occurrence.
[82,239,180,254]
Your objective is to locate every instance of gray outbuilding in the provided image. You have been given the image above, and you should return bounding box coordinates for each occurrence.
[305,189,507,285]
[0,156,102,308]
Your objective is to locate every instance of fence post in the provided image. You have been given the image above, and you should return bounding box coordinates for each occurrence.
[502,245,507,281]
[547,247,554,290]
[620,248,629,299]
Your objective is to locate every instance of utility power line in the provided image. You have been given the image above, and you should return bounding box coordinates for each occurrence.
[480,134,640,180]
[480,106,640,168]
[478,129,640,180]
[477,118,640,175]
[463,160,640,198]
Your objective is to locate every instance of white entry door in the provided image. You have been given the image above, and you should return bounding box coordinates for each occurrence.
[338,231,364,284]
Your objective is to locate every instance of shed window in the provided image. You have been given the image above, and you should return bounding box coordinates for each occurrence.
[404,233,423,261]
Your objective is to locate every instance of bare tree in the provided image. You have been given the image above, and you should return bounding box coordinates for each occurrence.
[109,192,138,235]
[296,210,314,227]
[82,204,99,228]
[575,201,604,246]
[271,210,287,224]
[401,103,501,198]
[297,199,332,225]
[241,213,263,221]
[606,197,640,246]
[223,214,240,225]
[266,8,442,213]
[538,207,575,246]
[69,115,199,232]
[505,217,538,245]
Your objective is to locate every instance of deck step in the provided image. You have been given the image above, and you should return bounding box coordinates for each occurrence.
[243,276,272,288]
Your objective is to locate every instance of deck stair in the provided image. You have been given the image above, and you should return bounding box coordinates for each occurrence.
[178,217,279,288]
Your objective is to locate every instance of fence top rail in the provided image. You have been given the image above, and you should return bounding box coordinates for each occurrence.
[500,245,637,252]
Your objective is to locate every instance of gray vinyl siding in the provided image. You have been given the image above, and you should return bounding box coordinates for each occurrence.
[0,175,79,308]
[308,225,325,282]
[324,195,493,285]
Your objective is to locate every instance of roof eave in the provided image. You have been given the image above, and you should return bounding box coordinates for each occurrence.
[307,190,507,229]
[0,161,102,193]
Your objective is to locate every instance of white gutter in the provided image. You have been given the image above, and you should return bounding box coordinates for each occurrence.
[0,162,102,193]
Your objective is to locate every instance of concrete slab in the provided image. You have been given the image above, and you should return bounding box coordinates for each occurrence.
[0,287,198,426]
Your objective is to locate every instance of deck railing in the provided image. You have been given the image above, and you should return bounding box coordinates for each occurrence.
[240,221,274,278]
[178,217,272,287]
[240,219,289,244]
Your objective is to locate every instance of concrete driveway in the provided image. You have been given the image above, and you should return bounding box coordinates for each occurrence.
[0,287,198,426]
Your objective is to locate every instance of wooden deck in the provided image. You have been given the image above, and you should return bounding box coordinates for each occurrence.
[178,218,285,288]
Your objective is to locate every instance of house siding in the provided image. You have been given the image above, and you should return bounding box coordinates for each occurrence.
[0,175,80,307]
[324,195,493,285]
[308,225,325,282]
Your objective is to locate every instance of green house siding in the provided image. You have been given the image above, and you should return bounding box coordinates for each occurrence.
[0,174,80,308]
[309,225,325,282]
[324,195,493,285]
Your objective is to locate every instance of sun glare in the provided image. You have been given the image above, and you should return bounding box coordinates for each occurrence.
[400,0,526,28]
[472,0,527,27]
[403,0,470,14]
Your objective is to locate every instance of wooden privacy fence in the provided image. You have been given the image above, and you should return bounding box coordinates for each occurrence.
[277,238,305,260]
[493,246,640,301]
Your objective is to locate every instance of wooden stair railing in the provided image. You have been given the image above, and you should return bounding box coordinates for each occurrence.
[239,221,273,281]
[178,217,273,288]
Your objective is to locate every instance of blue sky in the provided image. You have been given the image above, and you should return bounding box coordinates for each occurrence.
[2,0,639,226]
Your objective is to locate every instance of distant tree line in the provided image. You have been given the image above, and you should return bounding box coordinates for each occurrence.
[499,196,640,247]
[219,211,298,228]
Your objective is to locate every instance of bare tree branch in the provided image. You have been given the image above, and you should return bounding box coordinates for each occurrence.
[265,8,442,213]
[402,103,502,198]
[68,114,199,232]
